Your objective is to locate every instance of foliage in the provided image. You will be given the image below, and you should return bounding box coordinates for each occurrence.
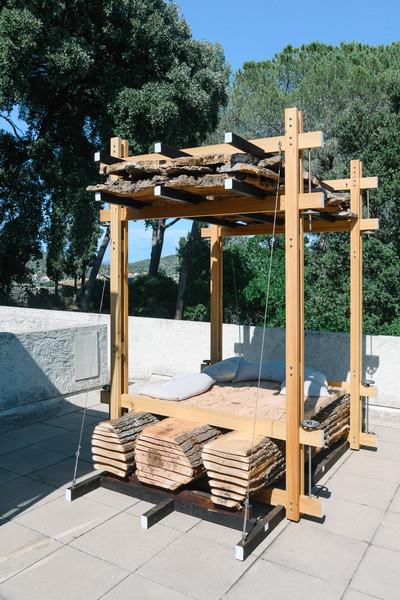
[0,0,228,293]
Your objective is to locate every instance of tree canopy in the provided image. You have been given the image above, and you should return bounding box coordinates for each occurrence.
[0,0,228,294]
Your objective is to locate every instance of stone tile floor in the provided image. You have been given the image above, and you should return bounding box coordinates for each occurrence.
[0,388,399,600]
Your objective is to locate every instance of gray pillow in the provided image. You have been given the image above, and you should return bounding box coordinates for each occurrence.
[138,372,215,401]
[280,367,329,397]
[202,357,242,382]
[232,359,286,383]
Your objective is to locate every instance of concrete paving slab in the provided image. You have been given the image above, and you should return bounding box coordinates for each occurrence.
[0,545,129,600]
[33,429,91,456]
[125,500,155,516]
[76,403,110,418]
[350,545,400,600]
[300,497,384,542]
[84,487,139,511]
[0,445,66,476]
[342,590,383,600]
[388,486,400,513]
[222,557,345,600]
[0,468,19,486]
[159,511,201,533]
[365,440,400,462]
[28,456,94,489]
[188,519,245,549]
[372,425,400,444]
[0,436,28,456]
[137,533,256,600]
[0,520,61,583]
[44,412,101,431]
[324,471,399,509]
[371,511,400,553]
[263,523,367,586]
[70,512,181,571]
[341,452,400,482]
[102,573,193,600]
[0,476,63,520]
[14,496,118,544]
[3,423,61,444]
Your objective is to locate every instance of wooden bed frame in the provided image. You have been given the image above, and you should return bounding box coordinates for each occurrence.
[96,107,378,523]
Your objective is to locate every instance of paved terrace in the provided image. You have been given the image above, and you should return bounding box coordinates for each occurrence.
[0,388,399,600]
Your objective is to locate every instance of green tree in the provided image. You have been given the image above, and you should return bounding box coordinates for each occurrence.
[0,0,229,296]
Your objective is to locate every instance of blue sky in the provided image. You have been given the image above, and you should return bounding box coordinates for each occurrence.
[3,0,399,263]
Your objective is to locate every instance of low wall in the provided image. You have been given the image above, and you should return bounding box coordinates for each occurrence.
[129,317,399,419]
[0,307,108,427]
[1,307,398,423]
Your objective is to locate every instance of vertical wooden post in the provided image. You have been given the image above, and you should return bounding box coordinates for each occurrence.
[110,137,129,419]
[349,160,363,450]
[298,111,305,496]
[210,225,223,364]
[284,107,303,520]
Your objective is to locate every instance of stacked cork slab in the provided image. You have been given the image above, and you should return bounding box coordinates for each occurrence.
[202,432,285,510]
[318,395,350,448]
[92,411,159,477]
[135,417,220,490]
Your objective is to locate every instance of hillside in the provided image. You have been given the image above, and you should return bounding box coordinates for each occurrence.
[99,254,179,278]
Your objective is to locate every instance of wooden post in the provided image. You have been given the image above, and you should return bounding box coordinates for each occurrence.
[110,137,129,419]
[349,160,363,450]
[284,107,303,520]
[210,225,223,364]
[298,111,305,496]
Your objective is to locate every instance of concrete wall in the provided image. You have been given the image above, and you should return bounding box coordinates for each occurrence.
[1,307,398,422]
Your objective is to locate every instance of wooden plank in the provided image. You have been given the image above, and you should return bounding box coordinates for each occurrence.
[210,225,223,364]
[235,504,285,561]
[254,488,324,519]
[322,176,378,191]
[298,111,305,498]
[327,381,377,398]
[284,107,302,521]
[110,204,123,419]
[349,160,363,450]
[225,132,267,159]
[360,218,379,231]
[359,432,378,448]
[121,394,324,448]
[200,220,354,238]
[141,498,175,529]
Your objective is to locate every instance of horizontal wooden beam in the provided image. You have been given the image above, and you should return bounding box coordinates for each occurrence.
[254,488,324,519]
[327,380,377,398]
[322,176,378,191]
[154,186,200,205]
[200,218,354,238]
[122,131,323,162]
[94,151,126,165]
[95,191,144,210]
[360,218,379,231]
[121,394,324,447]
[225,179,267,199]
[97,191,324,222]
[359,432,378,448]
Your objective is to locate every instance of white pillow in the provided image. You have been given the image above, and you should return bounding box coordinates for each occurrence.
[138,372,215,401]
[232,359,285,383]
[280,367,329,397]
[202,357,242,382]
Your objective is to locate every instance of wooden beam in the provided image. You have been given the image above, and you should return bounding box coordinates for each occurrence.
[322,176,378,191]
[349,160,363,450]
[95,191,145,209]
[110,204,123,419]
[298,111,305,498]
[123,131,323,162]
[284,107,302,521]
[360,218,379,231]
[200,218,354,238]
[95,192,324,221]
[210,225,223,364]
[225,178,267,199]
[359,432,378,448]
[121,394,325,447]
[327,380,377,398]
[94,151,125,165]
[254,488,324,519]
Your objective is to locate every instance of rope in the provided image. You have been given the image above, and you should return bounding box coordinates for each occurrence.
[72,234,109,487]
[241,142,282,539]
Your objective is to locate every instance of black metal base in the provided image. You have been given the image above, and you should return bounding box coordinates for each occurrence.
[65,438,350,560]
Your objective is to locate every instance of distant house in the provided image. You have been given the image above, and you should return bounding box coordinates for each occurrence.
[40,276,50,282]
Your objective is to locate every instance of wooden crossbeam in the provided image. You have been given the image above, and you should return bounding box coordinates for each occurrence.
[95,191,144,209]
[224,132,267,159]
[94,151,126,165]
[254,488,324,519]
[154,186,200,205]
[322,176,378,191]
[154,143,191,158]
[121,393,324,448]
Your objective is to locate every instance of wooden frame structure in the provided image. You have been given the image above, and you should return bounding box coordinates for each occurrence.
[96,107,378,523]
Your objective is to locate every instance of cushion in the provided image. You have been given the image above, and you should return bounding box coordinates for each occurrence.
[138,372,215,401]
[280,367,329,397]
[202,356,242,382]
[232,359,286,383]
